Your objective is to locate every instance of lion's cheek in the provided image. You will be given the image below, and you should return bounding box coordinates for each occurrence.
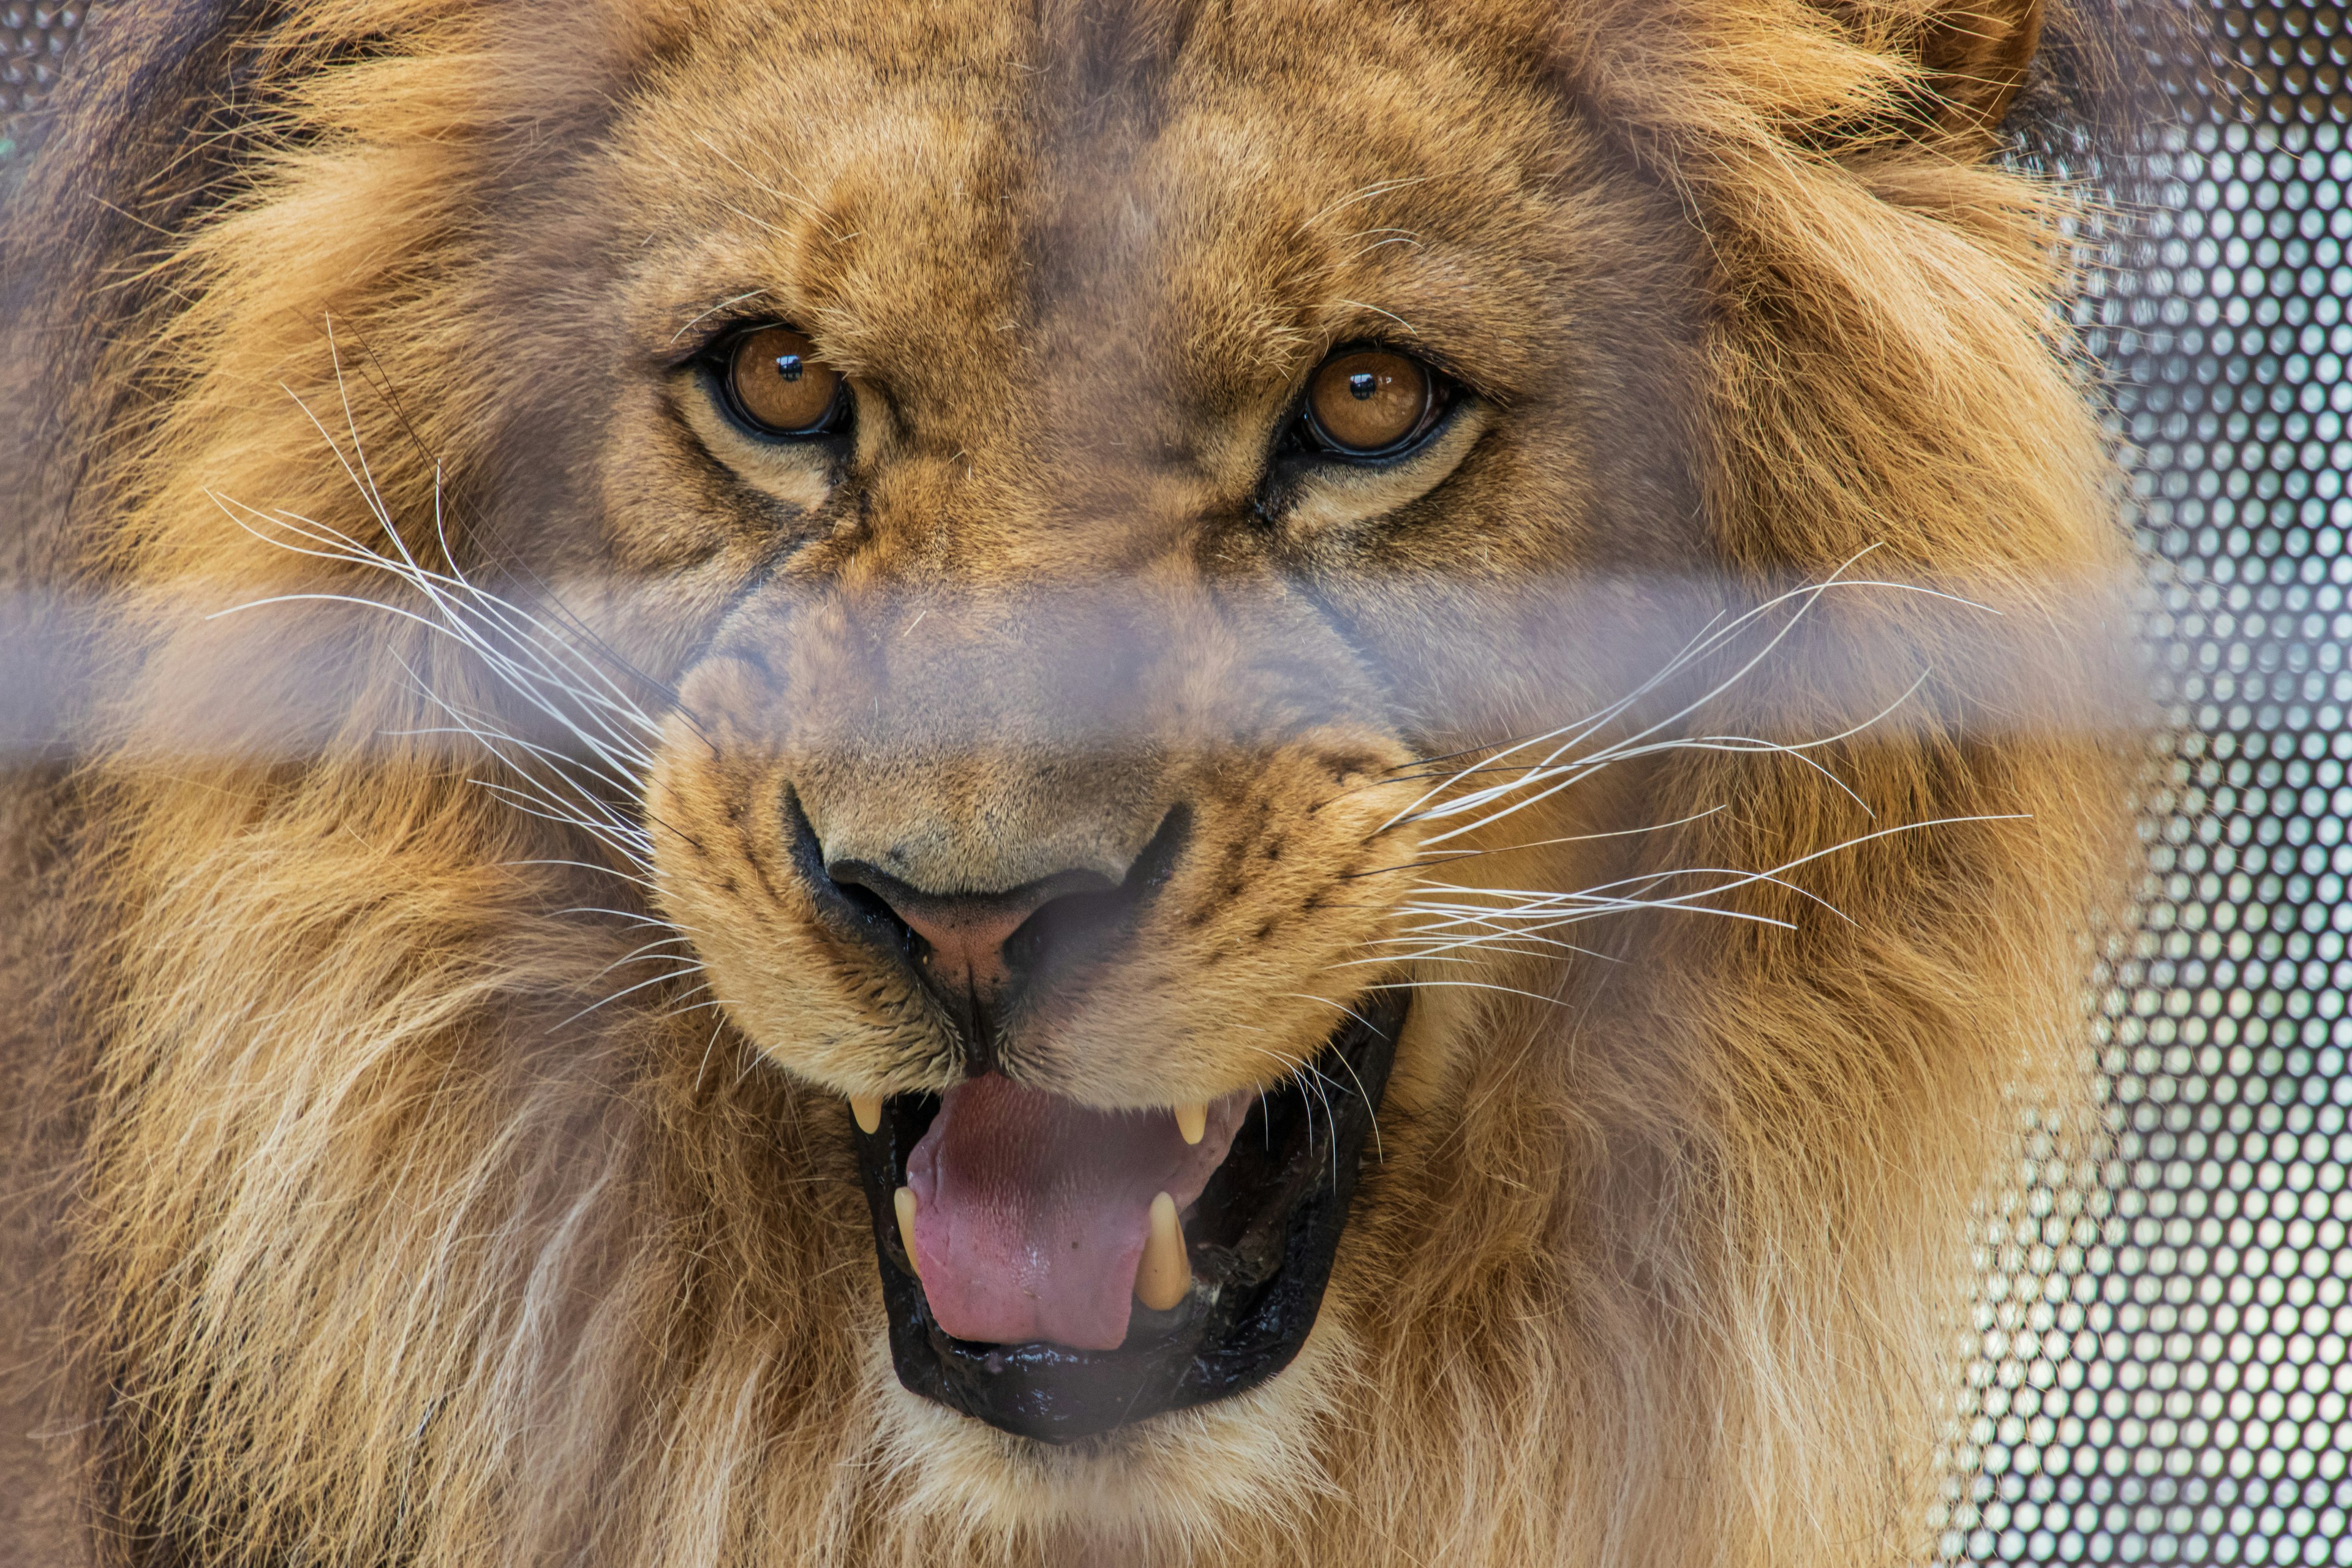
[641,745,916,1090]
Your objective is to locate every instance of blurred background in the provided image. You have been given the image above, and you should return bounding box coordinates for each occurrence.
[7,3,2350,1564]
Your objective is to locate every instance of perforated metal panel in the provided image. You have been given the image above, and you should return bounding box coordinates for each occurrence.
[1939,6,2352,1564]
[0,1,83,155]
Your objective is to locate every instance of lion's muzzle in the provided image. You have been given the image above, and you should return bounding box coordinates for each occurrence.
[645,564,1425,1441]
[770,771,1404,1438]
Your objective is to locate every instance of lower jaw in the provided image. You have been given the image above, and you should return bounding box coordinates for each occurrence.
[849,989,1409,1445]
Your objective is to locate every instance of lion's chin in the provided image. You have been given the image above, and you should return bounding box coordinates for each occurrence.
[869,1326,1356,1547]
[848,990,1408,1444]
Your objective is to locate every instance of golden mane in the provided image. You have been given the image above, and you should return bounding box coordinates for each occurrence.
[1,1,2147,1562]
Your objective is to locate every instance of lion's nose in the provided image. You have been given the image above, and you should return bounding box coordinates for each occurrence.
[822,864,1111,1002]
[796,798,1192,1073]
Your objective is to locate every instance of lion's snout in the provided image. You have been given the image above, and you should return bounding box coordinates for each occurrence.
[793,785,1192,1076]
[649,573,1419,1117]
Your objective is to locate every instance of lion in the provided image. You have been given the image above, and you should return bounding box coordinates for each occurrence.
[0,0,2153,1562]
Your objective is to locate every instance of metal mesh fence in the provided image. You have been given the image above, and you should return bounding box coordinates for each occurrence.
[0,2,83,151]
[6,3,2351,1564]
[1940,6,2352,1564]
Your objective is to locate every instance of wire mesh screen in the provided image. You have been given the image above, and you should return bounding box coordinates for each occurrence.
[0,2,82,152]
[4,3,2348,1564]
[1941,6,2352,1564]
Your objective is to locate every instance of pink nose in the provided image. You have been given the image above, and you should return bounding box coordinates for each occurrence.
[809,809,1190,1077]
[821,860,1120,1009]
[884,889,1061,999]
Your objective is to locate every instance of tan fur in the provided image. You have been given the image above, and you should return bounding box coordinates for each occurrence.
[1,1,2139,1562]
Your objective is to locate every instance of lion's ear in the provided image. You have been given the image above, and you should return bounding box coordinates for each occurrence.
[1909,0,2047,145]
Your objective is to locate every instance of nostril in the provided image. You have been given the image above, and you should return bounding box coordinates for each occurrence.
[996,805,1191,984]
[826,874,919,958]
[823,865,1094,1000]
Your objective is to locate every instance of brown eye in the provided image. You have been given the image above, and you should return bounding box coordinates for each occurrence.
[725,326,846,436]
[1302,347,1439,456]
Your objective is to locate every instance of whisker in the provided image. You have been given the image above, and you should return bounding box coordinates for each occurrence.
[1376,550,1969,852]
[552,965,709,1031]
[1343,805,1730,876]
[587,936,701,981]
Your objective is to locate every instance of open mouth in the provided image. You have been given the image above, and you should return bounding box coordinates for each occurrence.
[849,989,1408,1443]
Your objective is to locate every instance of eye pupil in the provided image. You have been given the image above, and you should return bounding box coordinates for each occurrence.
[776,354,805,383]
[1348,371,1378,402]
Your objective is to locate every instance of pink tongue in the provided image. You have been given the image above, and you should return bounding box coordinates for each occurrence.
[906,1075,1248,1352]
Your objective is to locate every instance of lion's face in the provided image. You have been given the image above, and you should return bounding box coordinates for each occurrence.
[26,0,2115,1555]
[514,2,1702,1439]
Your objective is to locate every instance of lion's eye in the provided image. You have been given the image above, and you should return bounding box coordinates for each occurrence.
[723,326,848,437]
[1300,347,1442,458]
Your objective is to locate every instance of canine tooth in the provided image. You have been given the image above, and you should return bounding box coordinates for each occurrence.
[851,1094,883,1134]
[1134,1192,1190,1312]
[894,1187,921,1278]
[1174,1101,1207,1145]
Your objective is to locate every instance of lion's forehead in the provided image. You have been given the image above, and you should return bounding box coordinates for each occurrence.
[611,0,1570,442]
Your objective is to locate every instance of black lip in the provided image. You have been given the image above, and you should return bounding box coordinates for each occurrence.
[849,989,1408,1444]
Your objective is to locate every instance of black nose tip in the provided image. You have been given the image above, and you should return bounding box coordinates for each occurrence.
[784,793,1190,1072]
